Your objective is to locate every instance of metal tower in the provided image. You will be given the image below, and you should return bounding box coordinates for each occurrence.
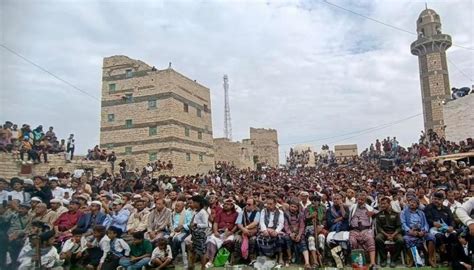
[223,74,232,140]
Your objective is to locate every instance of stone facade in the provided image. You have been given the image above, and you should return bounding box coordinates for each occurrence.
[214,127,279,169]
[443,94,474,143]
[411,8,452,137]
[0,153,111,180]
[100,56,214,176]
[334,144,358,159]
[213,138,254,169]
[249,127,279,167]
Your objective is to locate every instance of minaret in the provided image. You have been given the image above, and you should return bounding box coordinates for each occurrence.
[411,8,452,137]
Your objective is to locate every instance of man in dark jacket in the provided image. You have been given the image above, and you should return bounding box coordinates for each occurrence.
[27,176,53,207]
[424,192,456,263]
[76,201,106,235]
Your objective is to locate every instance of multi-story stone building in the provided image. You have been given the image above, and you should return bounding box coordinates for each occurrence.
[100,55,214,175]
[411,8,452,137]
[334,144,358,159]
[250,127,279,167]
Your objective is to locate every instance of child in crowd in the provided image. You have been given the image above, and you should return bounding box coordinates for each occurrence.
[82,225,108,270]
[60,228,86,269]
[101,225,130,270]
[149,238,173,269]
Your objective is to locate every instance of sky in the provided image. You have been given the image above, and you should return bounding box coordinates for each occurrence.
[1,0,473,163]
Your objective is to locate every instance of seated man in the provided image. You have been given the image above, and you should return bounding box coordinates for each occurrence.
[7,203,32,268]
[234,197,260,264]
[283,199,310,268]
[348,191,376,269]
[31,202,57,229]
[169,200,192,268]
[104,198,130,233]
[424,191,457,264]
[375,196,403,268]
[257,196,285,263]
[127,199,150,234]
[400,195,436,267]
[326,193,349,268]
[204,198,238,268]
[76,201,107,235]
[147,198,172,242]
[304,195,326,267]
[53,199,83,241]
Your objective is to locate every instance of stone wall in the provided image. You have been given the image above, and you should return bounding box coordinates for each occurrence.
[100,55,214,176]
[213,138,254,169]
[250,127,279,167]
[444,94,474,143]
[0,153,111,180]
[334,144,358,158]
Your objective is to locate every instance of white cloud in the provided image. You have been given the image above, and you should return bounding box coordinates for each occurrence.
[1,0,472,163]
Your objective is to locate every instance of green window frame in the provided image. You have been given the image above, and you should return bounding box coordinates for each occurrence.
[186,153,191,161]
[109,83,116,92]
[198,131,202,140]
[149,152,157,161]
[125,119,133,128]
[125,146,132,155]
[125,69,133,78]
[185,127,190,137]
[107,114,115,122]
[148,99,157,109]
[125,94,133,103]
[149,126,157,136]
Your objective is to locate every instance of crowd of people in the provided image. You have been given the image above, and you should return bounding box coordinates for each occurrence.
[0,130,473,270]
[0,121,76,163]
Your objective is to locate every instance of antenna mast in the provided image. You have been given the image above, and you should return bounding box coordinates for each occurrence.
[223,74,232,140]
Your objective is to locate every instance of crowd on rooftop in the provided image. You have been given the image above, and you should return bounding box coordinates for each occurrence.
[0,129,473,270]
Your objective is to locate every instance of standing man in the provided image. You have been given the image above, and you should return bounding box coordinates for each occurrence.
[66,134,75,161]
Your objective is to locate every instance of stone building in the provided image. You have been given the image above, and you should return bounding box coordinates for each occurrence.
[100,56,214,176]
[250,127,279,167]
[334,144,358,159]
[213,138,254,169]
[443,94,474,143]
[411,8,452,137]
[214,127,279,169]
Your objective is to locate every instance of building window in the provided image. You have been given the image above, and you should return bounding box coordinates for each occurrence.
[183,103,189,113]
[199,154,203,162]
[204,104,208,112]
[198,131,202,140]
[186,153,191,161]
[107,114,115,122]
[125,94,133,103]
[106,143,114,149]
[125,69,133,78]
[148,99,157,109]
[205,125,209,132]
[125,119,133,128]
[197,109,201,117]
[149,152,157,161]
[125,146,132,155]
[149,126,157,136]
[185,127,190,137]
[109,83,116,92]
